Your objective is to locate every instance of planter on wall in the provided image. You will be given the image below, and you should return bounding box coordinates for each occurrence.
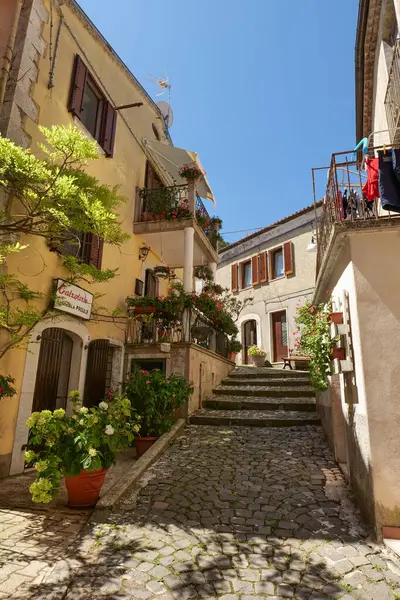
[132,306,156,315]
[329,312,343,325]
[331,347,346,361]
[228,352,238,362]
[251,355,266,367]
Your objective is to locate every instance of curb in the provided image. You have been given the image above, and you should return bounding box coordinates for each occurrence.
[95,418,186,511]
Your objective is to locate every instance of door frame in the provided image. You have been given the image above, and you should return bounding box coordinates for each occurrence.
[236,313,262,366]
[269,308,288,363]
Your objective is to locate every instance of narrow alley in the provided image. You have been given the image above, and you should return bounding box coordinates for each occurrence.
[2,423,400,599]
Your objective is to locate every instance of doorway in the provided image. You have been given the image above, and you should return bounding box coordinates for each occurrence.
[243,319,257,364]
[31,328,74,413]
[271,310,288,362]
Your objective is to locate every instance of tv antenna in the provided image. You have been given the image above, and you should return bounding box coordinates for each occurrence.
[147,73,171,97]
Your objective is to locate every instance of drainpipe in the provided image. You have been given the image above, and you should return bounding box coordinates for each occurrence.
[0,0,24,111]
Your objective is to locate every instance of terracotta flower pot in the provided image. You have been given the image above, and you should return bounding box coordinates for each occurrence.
[251,355,266,367]
[132,305,156,314]
[158,328,172,341]
[330,312,343,324]
[65,468,108,508]
[331,347,346,361]
[135,437,158,458]
[141,212,155,222]
[228,351,237,361]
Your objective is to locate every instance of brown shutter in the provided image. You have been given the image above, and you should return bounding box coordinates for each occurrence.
[231,263,238,292]
[284,241,294,275]
[259,251,268,283]
[100,100,117,157]
[251,255,259,285]
[68,55,87,116]
[88,234,104,269]
[32,328,64,413]
[84,339,110,407]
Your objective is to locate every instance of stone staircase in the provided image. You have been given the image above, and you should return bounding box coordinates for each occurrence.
[190,366,320,427]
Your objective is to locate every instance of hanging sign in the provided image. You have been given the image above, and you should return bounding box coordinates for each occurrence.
[54,279,93,320]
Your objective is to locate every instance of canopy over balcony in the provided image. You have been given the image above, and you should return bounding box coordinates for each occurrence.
[143,139,216,205]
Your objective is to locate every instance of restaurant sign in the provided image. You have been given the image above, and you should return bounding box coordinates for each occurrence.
[54,279,93,320]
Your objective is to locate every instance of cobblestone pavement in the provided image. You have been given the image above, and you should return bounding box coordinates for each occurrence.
[3,425,400,599]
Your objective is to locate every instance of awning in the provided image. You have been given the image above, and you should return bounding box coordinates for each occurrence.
[143,139,216,205]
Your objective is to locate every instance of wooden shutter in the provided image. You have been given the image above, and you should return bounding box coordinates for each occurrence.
[251,255,259,286]
[259,251,268,283]
[145,269,157,297]
[84,339,110,408]
[88,234,104,269]
[100,100,117,157]
[69,54,87,116]
[32,328,64,413]
[284,241,294,275]
[231,263,238,292]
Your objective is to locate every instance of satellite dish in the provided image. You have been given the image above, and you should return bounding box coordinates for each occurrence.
[157,101,174,128]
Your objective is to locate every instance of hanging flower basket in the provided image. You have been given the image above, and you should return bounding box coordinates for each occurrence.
[211,216,223,231]
[194,265,213,282]
[329,312,343,324]
[152,265,170,279]
[179,164,205,182]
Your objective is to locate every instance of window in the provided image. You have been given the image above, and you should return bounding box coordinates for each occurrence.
[242,261,252,288]
[69,55,117,157]
[80,76,103,138]
[272,249,284,279]
[55,229,103,270]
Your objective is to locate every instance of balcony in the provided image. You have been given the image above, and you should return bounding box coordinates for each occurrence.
[314,149,400,276]
[133,183,218,268]
[385,41,400,145]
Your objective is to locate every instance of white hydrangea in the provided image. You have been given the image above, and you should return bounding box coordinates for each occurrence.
[88,448,97,457]
[79,406,88,413]
[98,401,108,411]
[105,425,114,435]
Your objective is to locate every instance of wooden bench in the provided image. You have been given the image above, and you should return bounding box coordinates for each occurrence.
[282,355,310,370]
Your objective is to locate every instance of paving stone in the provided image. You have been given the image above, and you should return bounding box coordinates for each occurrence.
[277,582,295,597]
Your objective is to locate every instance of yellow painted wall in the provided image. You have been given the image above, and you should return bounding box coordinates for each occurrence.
[0,0,173,468]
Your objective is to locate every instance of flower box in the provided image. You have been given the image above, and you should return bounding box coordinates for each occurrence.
[329,312,343,325]
[331,347,346,361]
[132,305,156,315]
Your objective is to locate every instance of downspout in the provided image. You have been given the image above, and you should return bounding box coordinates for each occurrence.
[355,0,369,143]
[0,0,24,111]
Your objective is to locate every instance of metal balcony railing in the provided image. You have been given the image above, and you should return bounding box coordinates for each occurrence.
[126,309,229,358]
[137,184,218,250]
[385,41,400,145]
[315,149,399,275]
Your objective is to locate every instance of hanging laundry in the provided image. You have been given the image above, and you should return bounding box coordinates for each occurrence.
[363,194,375,217]
[378,150,400,213]
[342,190,349,219]
[362,157,379,200]
[392,148,400,183]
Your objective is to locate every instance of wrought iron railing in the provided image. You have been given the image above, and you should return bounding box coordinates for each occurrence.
[125,309,228,358]
[385,41,400,145]
[196,194,218,250]
[138,184,189,221]
[315,149,399,274]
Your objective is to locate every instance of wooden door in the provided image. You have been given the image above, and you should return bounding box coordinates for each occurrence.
[32,328,70,413]
[271,311,288,362]
[243,320,257,364]
[84,339,110,407]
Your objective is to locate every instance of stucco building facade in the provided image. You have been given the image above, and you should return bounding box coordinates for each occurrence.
[216,205,320,366]
[0,0,226,478]
[313,0,400,539]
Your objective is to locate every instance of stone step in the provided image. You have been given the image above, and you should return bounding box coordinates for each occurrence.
[190,409,320,427]
[229,368,310,380]
[213,386,315,398]
[222,377,312,387]
[203,396,317,412]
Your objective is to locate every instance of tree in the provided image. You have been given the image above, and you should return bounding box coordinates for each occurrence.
[0,125,129,361]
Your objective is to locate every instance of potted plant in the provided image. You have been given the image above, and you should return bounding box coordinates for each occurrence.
[329,311,343,324]
[152,265,170,279]
[331,347,346,361]
[194,265,213,282]
[126,295,157,315]
[248,345,267,367]
[124,369,194,457]
[141,211,155,222]
[165,202,193,221]
[228,339,242,361]
[210,216,223,231]
[24,391,140,506]
[0,375,17,400]
[179,163,205,182]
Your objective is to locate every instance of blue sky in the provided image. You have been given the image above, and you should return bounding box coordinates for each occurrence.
[77,0,358,243]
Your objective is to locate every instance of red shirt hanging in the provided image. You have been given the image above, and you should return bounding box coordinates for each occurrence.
[362,157,379,200]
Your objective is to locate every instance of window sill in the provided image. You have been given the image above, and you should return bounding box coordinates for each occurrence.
[270,275,285,282]
[73,116,105,157]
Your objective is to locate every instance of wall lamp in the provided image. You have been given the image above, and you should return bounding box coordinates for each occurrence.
[307,234,317,253]
[139,247,150,261]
